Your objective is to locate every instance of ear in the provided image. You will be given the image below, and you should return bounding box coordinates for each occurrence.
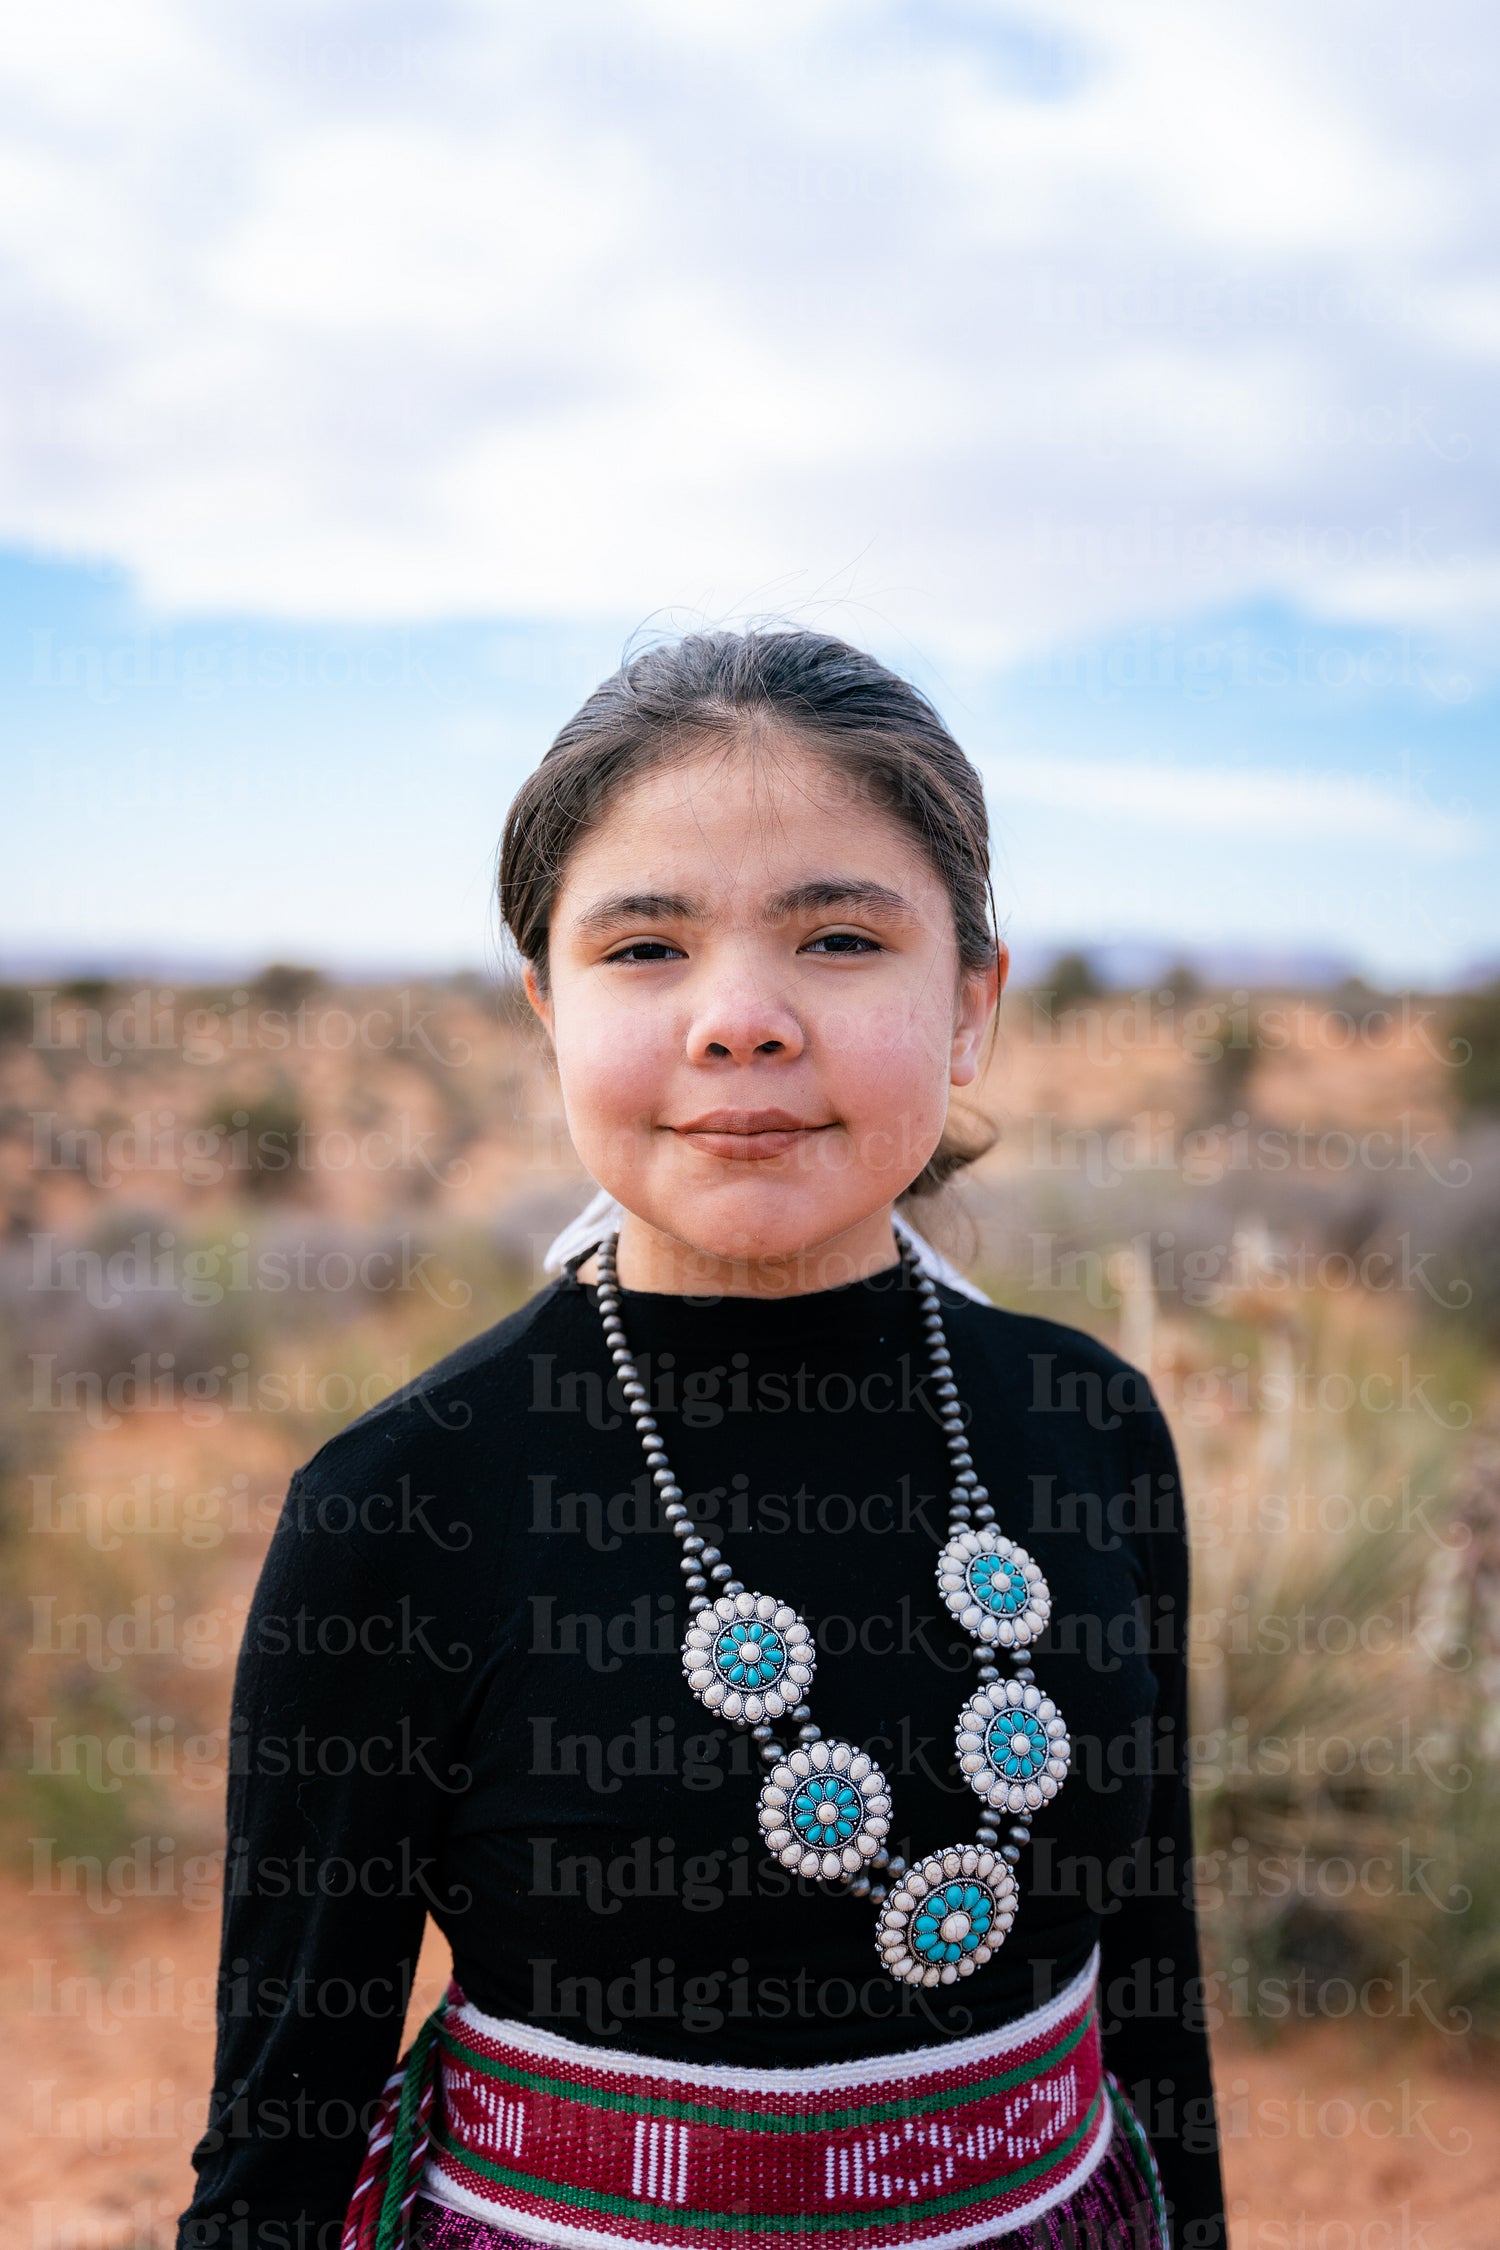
[950,944,1005,1091]
[522,960,553,1035]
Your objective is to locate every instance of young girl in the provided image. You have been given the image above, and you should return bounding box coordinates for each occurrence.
[179,631,1227,2250]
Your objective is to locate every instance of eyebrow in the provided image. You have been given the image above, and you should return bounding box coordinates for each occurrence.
[572,878,920,940]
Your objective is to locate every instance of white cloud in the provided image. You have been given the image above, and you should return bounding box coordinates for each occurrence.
[975,752,1477,852]
[0,0,1494,658]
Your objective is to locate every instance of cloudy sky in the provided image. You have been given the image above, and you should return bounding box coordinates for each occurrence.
[3,0,1496,982]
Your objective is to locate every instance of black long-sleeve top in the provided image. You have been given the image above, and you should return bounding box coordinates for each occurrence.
[178,1251,1227,2250]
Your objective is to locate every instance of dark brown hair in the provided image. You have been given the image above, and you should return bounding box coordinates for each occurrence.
[497,628,1001,1203]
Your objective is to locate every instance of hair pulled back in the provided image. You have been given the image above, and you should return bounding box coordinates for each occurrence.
[498,628,1001,1203]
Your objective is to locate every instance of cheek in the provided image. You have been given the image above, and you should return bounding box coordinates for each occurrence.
[814,1015,953,1148]
[813,993,952,1078]
[554,997,673,1114]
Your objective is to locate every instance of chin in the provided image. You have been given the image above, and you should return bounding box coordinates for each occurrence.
[634,1187,883,1265]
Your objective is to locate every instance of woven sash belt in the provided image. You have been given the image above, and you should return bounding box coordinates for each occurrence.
[344,1945,1109,2250]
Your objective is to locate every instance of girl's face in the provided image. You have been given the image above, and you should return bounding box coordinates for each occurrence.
[525,735,1002,1294]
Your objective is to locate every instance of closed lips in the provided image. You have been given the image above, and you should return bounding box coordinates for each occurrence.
[674,1112,830,1133]
[672,1113,835,1160]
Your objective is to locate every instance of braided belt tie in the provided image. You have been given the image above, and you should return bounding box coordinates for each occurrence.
[347,1946,1111,2250]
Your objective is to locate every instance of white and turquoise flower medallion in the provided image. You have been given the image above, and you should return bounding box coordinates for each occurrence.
[875,1846,1018,1986]
[681,1590,816,1723]
[756,1737,892,1880]
[955,1678,1071,1815]
[935,1525,1051,1650]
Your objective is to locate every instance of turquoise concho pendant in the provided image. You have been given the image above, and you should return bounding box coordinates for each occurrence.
[875,1845,1018,1986]
[935,1526,1051,1650]
[756,1738,892,1881]
[955,1679,1071,1815]
[681,1590,816,1724]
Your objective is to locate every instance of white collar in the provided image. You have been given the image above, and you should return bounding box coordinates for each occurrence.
[540,1184,994,1306]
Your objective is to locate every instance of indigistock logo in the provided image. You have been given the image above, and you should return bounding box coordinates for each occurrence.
[527,1952,966,2039]
[1027,1228,1471,1311]
[28,1227,471,1309]
[526,1470,949,1549]
[527,1593,1173,1678]
[30,1834,224,1915]
[32,1953,218,2036]
[524,1347,949,1432]
[31,1106,468,1189]
[27,1351,418,1429]
[29,1469,284,1550]
[1022,1108,1470,1190]
[30,1714,222,1794]
[25,980,473,1066]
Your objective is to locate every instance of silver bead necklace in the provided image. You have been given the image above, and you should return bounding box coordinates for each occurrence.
[591,1227,1073,1990]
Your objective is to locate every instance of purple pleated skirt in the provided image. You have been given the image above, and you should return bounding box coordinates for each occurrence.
[410,2066,1170,2250]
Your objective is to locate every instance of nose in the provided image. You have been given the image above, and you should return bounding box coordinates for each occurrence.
[686,975,806,1065]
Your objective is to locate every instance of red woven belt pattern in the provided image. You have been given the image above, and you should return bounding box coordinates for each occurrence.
[423,1983,1106,2250]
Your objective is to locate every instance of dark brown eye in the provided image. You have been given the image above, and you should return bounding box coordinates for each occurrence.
[604,941,685,963]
